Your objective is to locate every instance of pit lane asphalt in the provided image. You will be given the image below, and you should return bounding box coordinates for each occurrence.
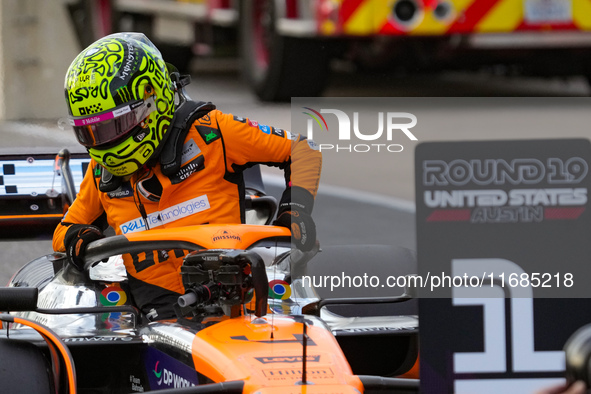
[1,62,589,290]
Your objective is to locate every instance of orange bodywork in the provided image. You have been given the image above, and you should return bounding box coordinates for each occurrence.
[122,224,291,250]
[124,225,366,392]
[190,315,364,393]
[122,224,417,392]
[0,214,63,220]
[398,355,420,379]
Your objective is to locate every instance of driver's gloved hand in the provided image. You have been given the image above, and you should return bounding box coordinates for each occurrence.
[274,209,316,252]
[64,224,104,271]
[273,186,317,252]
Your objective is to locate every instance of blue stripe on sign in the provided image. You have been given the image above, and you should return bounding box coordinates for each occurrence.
[0,158,91,196]
[0,159,89,173]
[2,176,59,184]
[9,166,54,174]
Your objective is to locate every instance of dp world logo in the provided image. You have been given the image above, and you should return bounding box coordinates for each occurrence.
[302,107,418,153]
[146,348,199,390]
[153,361,163,385]
[152,359,196,388]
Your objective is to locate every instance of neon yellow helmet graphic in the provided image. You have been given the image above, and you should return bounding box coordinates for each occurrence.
[65,32,175,176]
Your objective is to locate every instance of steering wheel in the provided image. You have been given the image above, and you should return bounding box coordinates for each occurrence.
[83,230,270,318]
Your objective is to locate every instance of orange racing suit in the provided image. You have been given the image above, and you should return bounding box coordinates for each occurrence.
[53,109,322,318]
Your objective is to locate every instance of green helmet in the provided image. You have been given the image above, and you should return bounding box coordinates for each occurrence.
[65,32,175,176]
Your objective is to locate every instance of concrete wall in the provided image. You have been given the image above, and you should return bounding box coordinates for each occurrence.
[0,0,80,120]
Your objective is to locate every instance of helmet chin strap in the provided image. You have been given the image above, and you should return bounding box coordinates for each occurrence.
[167,63,192,109]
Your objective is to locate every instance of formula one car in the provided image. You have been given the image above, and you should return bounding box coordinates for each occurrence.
[0,150,419,394]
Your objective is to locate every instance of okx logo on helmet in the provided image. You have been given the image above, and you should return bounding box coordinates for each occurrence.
[64,32,175,176]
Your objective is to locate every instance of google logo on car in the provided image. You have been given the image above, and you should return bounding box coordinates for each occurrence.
[268,280,291,300]
[100,286,128,306]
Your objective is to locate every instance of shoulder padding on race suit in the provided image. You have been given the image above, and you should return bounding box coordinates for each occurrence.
[160,100,216,177]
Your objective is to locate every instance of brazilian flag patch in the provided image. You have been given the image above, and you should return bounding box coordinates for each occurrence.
[196,125,221,145]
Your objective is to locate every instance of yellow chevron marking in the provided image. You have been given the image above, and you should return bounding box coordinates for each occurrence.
[344,0,377,35]
[375,0,394,30]
[343,0,391,35]
[573,0,591,29]
[452,0,481,16]
[476,0,523,32]
[340,0,590,35]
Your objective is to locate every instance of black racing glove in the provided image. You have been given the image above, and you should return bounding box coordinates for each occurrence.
[64,224,104,271]
[273,187,317,252]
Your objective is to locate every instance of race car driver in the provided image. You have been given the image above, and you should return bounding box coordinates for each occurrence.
[52,32,322,320]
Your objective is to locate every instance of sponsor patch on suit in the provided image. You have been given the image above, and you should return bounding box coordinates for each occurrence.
[197,114,212,125]
[107,182,133,199]
[272,127,285,138]
[196,125,221,144]
[170,156,205,184]
[170,139,205,184]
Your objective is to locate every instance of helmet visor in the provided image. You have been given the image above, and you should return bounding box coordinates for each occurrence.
[68,97,156,148]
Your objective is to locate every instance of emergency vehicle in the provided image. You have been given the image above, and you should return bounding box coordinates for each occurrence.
[85,0,591,100]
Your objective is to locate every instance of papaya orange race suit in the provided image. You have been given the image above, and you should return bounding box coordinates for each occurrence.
[53,109,322,319]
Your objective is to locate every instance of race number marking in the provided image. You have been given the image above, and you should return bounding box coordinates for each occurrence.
[452,258,565,392]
